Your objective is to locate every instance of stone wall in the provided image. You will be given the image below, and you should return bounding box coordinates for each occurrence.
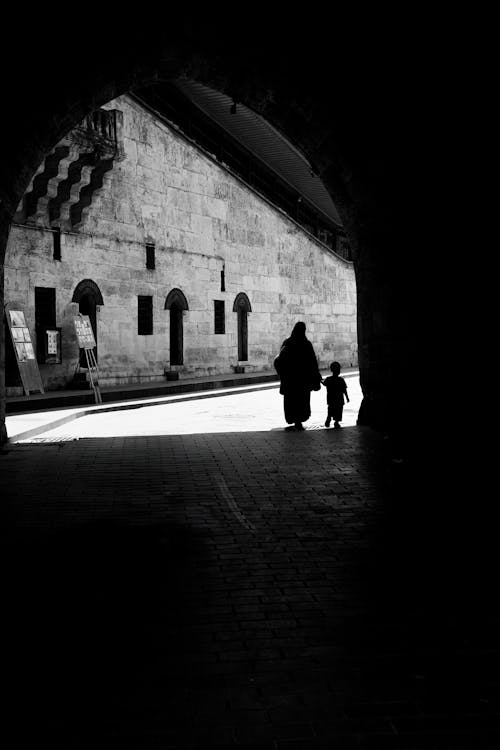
[4,95,357,390]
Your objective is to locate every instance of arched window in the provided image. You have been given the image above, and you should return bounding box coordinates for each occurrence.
[233,292,251,362]
[72,279,104,365]
[165,288,189,366]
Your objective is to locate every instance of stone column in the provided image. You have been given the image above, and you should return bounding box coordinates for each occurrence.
[0,202,10,445]
[354,241,415,457]
[321,162,417,459]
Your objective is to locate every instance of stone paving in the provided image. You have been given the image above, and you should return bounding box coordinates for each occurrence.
[2,421,499,749]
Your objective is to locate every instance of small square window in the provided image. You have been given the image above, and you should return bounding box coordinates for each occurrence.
[138,295,153,335]
[214,300,225,334]
[146,243,155,270]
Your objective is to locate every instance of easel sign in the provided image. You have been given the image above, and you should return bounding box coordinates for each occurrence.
[73,314,102,404]
[74,315,96,349]
[5,306,44,396]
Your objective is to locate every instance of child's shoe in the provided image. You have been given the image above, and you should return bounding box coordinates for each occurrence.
[325,417,331,428]
[334,421,341,429]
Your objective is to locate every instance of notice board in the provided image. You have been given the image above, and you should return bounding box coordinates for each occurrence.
[73,315,96,349]
[44,328,62,364]
[5,307,44,395]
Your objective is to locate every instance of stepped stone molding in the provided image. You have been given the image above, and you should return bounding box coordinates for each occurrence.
[14,109,123,229]
[14,145,70,223]
[33,143,83,223]
[13,160,50,222]
[51,154,97,225]
[70,157,115,228]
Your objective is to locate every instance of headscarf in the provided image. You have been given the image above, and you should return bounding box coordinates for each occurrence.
[275,321,321,390]
[290,321,306,340]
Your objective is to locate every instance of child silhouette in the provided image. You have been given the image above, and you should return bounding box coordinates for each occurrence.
[322,361,349,429]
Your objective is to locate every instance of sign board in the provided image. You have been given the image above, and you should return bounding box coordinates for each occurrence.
[43,328,62,364]
[74,315,96,349]
[73,314,102,404]
[5,307,44,395]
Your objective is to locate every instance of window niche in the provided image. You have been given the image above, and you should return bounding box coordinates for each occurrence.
[146,243,155,270]
[35,286,56,363]
[53,227,61,261]
[138,295,153,335]
[214,300,225,334]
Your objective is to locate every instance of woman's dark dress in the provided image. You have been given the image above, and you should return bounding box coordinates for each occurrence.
[275,334,321,425]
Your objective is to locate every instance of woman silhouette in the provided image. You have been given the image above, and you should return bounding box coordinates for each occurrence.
[274,321,322,430]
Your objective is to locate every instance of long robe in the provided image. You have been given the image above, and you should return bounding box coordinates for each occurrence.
[275,335,321,424]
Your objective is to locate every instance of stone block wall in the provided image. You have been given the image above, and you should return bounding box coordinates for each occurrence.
[4,95,357,389]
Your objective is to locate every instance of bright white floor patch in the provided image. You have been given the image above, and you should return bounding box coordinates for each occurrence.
[15,377,362,441]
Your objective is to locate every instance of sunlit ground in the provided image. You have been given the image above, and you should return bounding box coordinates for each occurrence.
[28,374,362,439]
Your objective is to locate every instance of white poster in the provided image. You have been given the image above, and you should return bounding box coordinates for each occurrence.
[47,330,58,355]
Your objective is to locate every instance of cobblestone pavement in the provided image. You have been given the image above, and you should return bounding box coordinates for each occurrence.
[2,423,498,749]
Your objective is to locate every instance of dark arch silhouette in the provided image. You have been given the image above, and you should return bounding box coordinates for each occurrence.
[0,19,424,446]
[72,279,104,307]
[72,279,103,365]
[164,288,189,311]
[165,288,188,366]
[232,292,252,313]
[233,293,251,362]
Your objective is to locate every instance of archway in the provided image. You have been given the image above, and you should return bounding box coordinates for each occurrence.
[233,292,252,362]
[72,280,104,367]
[0,19,422,448]
[165,288,189,366]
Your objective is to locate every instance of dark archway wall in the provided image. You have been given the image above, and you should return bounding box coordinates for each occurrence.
[0,16,420,447]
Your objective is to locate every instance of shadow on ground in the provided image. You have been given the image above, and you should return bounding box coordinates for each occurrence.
[2,428,499,749]
[4,520,210,748]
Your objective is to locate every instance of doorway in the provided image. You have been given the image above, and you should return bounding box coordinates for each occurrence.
[233,292,252,362]
[72,280,104,367]
[165,288,189,366]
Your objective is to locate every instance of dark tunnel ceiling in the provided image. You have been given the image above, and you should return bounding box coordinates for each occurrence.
[135,78,343,229]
